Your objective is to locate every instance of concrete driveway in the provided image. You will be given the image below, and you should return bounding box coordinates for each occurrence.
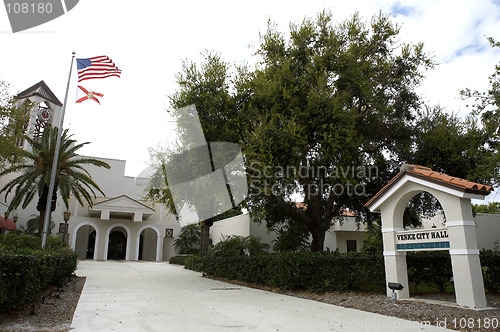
[71,260,452,332]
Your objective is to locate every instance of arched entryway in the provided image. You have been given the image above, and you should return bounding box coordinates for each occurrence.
[107,227,127,260]
[136,225,161,261]
[72,222,99,260]
[104,223,131,260]
[365,164,493,308]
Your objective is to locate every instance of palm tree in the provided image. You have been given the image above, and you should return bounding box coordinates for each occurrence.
[173,223,201,254]
[0,126,110,236]
[22,214,55,235]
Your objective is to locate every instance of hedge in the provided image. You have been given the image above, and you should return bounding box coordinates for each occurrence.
[406,251,453,292]
[169,255,196,265]
[480,250,500,293]
[0,234,78,313]
[185,250,500,294]
[185,251,386,293]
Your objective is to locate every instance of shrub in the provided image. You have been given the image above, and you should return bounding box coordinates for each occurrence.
[169,255,196,265]
[185,251,385,293]
[0,233,77,312]
[480,250,500,293]
[0,232,66,250]
[406,251,453,292]
[211,235,269,257]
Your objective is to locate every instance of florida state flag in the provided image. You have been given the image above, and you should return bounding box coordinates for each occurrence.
[76,85,103,105]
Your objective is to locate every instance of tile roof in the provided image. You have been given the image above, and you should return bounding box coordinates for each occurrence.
[294,202,357,216]
[15,80,62,106]
[0,216,16,231]
[365,164,493,209]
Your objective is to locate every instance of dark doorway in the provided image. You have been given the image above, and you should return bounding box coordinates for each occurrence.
[86,230,96,259]
[138,234,144,260]
[107,230,127,260]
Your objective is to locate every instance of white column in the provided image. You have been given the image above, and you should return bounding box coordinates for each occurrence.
[447,221,487,308]
[382,227,409,299]
[156,236,162,261]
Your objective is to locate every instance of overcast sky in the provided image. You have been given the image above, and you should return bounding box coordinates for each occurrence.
[1,0,499,196]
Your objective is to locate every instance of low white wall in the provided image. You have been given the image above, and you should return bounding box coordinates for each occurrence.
[210,214,250,245]
[475,213,500,250]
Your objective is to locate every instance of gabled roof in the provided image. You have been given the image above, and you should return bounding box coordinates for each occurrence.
[89,195,155,222]
[365,164,493,211]
[15,80,62,106]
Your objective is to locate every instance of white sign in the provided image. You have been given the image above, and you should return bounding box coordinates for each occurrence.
[395,228,450,251]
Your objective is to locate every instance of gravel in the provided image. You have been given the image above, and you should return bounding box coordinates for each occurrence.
[0,276,85,332]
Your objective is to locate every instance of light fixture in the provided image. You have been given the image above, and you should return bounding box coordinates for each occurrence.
[62,210,71,244]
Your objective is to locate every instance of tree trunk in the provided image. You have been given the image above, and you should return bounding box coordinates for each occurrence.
[199,218,213,255]
[37,212,45,237]
[309,224,327,252]
[36,184,57,237]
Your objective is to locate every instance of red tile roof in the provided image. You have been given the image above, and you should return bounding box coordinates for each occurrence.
[294,202,357,216]
[365,164,493,209]
[0,216,16,231]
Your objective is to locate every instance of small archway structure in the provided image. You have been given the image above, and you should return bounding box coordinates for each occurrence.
[365,164,493,309]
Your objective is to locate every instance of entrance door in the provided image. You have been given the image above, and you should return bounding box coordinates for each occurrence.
[107,230,127,260]
[86,230,96,259]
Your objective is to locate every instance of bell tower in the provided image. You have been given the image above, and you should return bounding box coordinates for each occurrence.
[13,81,62,151]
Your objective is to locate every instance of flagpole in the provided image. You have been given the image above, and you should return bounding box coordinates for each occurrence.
[41,51,76,249]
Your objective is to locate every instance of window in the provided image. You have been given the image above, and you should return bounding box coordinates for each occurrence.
[165,228,174,238]
[347,240,357,252]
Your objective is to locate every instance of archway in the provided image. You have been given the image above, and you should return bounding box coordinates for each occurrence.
[107,227,127,260]
[73,222,99,260]
[103,223,131,260]
[365,164,492,309]
[138,228,157,261]
[136,225,161,261]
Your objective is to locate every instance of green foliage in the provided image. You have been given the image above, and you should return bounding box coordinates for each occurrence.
[243,11,434,251]
[460,37,500,137]
[0,126,110,212]
[0,80,28,171]
[169,255,196,265]
[361,223,383,254]
[0,126,110,236]
[409,107,500,188]
[20,214,55,235]
[173,223,201,254]
[473,202,500,214]
[406,251,500,294]
[211,235,269,257]
[0,232,66,250]
[406,251,453,293]
[185,251,385,293]
[0,233,77,312]
[480,250,500,293]
[271,220,310,252]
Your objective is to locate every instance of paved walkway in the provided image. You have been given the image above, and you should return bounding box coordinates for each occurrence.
[71,260,452,332]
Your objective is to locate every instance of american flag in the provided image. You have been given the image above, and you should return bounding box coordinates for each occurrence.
[76,56,121,82]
